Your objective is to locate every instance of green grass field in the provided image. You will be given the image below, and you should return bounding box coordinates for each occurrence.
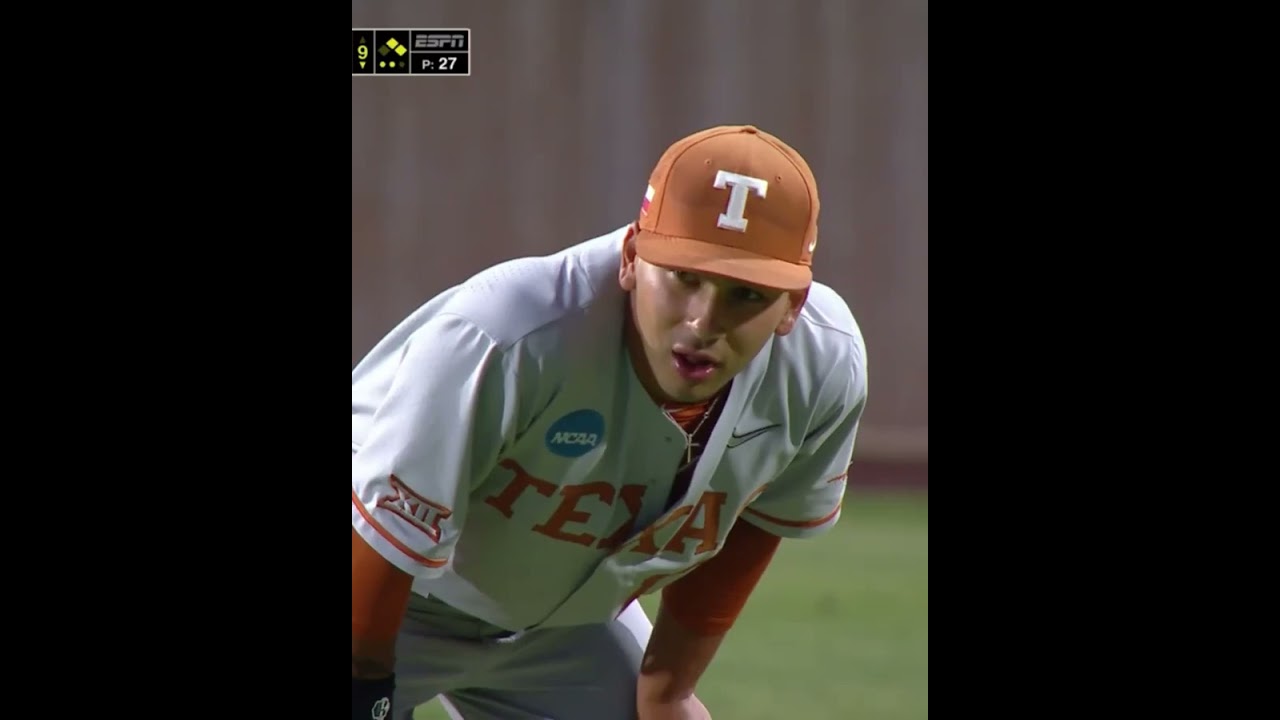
[414,489,928,719]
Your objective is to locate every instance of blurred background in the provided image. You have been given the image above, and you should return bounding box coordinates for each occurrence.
[352,1,927,717]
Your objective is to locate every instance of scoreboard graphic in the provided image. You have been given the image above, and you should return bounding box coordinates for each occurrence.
[352,28,471,76]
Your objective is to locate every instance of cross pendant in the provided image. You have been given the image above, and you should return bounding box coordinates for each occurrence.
[686,440,702,466]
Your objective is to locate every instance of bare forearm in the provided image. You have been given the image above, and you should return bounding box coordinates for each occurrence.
[352,651,394,679]
[353,637,398,720]
[637,520,781,705]
[638,605,726,703]
[352,527,413,680]
[352,631,397,678]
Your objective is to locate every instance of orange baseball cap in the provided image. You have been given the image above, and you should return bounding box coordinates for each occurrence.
[634,124,821,292]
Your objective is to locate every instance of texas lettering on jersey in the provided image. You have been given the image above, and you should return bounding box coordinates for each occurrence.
[483,456,769,557]
[351,225,867,632]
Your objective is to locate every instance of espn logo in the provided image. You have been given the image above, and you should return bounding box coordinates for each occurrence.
[377,475,453,543]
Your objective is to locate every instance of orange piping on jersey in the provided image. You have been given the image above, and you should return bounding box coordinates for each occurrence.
[736,484,770,513]
[351,489,448,568]
[742,502,842,529]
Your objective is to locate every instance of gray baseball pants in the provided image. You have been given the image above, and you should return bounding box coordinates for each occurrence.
[393,593,653,720]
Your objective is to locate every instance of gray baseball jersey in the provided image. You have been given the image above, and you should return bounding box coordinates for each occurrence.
[351,224,868,632]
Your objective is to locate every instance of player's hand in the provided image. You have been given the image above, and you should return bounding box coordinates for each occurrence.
[637,694,712,720]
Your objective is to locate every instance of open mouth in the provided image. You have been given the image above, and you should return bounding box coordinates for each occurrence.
[672,350,719,381]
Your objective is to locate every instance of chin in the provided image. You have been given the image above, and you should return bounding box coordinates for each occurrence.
[662,389,701,404]
[661,377,724,404]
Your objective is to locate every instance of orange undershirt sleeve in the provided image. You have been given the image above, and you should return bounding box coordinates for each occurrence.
[352,527,414,649]
[660,518,782,636]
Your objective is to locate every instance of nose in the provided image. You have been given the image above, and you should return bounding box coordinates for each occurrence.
[686,287,725,340]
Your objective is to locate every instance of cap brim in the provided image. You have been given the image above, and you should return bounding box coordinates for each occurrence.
[634,230,813,292]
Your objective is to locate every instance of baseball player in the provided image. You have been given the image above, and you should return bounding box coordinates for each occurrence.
[352,124,868,720]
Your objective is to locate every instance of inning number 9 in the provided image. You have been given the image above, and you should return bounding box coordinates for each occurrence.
[358,45,368,60]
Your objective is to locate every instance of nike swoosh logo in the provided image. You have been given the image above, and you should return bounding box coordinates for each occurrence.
[726,424,781,448]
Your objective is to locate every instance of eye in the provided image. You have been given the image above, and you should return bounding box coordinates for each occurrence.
[672,270,701,286]
[731,286,767,303]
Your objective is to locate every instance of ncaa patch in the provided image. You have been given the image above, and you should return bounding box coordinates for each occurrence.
[545,409,605,458]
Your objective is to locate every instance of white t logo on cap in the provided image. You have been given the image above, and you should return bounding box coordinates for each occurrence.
[713,170,769,233]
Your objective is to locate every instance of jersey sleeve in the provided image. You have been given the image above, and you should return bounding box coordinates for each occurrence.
[741,363,867,540]
[351,312,518,580]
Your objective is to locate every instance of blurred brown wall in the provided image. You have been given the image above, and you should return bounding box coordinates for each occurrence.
[352,0,928,466]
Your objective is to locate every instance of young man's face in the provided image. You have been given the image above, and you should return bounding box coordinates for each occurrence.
[619,234,806,405]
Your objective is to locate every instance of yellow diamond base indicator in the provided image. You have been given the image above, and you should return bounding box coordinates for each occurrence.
[395,45,407,56]
[386,38,399,49]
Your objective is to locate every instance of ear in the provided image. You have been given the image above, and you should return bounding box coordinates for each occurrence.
[618,227,640,292]
[774,288,810,336]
